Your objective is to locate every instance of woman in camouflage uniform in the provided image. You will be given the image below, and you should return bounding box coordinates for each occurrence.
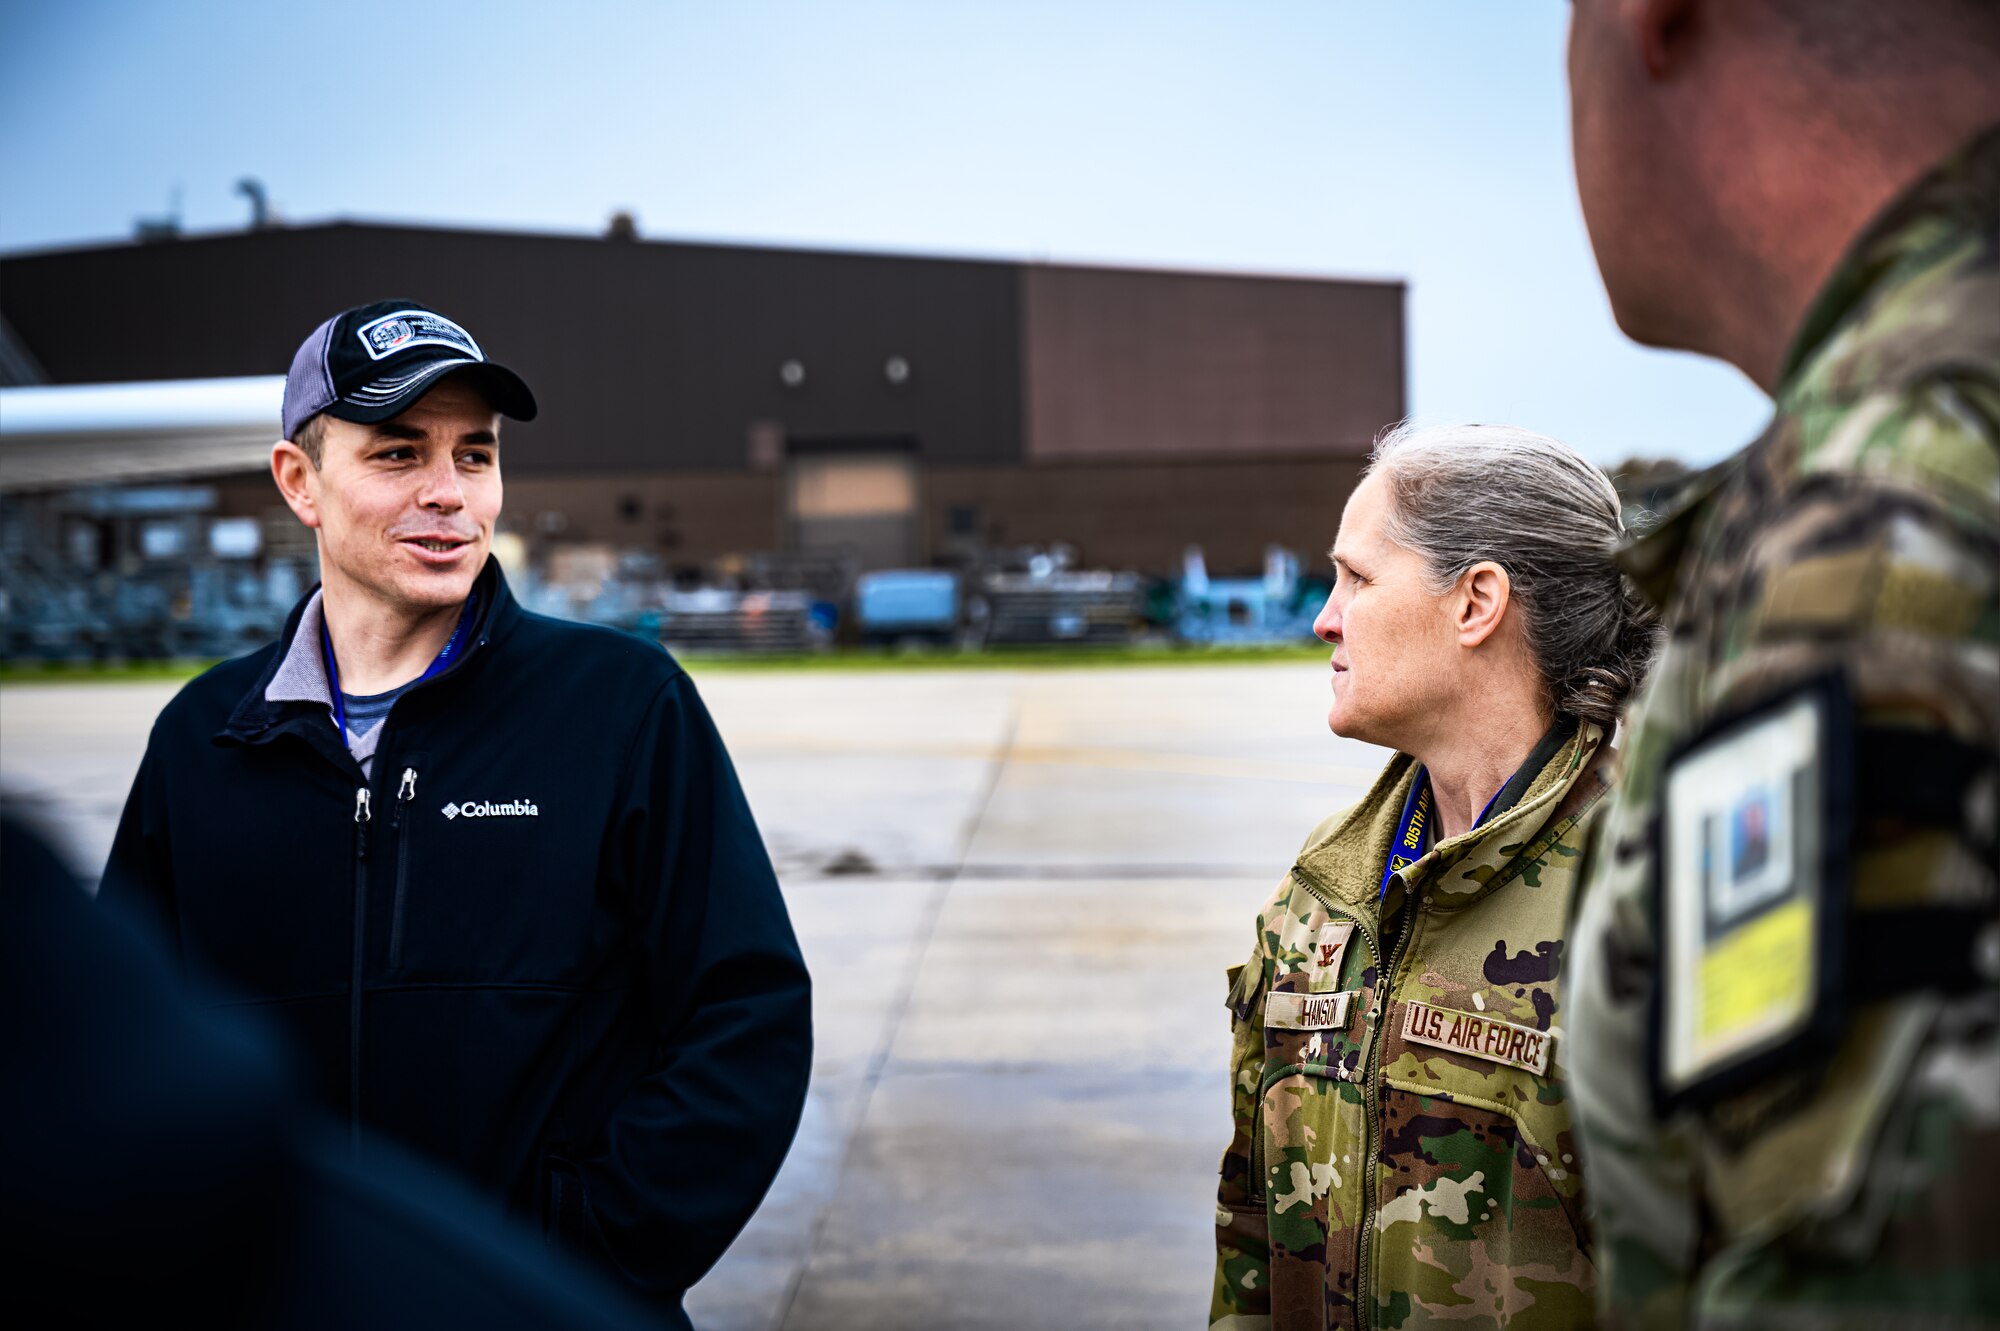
[1212,424,1657,1331]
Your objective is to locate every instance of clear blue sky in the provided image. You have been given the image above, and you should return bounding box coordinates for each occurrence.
[0,0,1770,465]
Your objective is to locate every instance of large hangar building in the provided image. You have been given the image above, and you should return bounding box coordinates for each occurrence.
[1,222,1404,579]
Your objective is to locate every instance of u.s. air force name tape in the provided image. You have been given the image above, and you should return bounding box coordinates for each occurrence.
[1400,999,1552,1075]
[1266,989,1356,1031]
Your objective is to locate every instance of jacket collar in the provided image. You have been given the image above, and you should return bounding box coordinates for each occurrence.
[1612,454,1739,610]
[1294,718,1612,922]
[220,556,517,748]
[265,588,334,709]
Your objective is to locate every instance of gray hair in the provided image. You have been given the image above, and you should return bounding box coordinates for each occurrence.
[1366,422,1660,728]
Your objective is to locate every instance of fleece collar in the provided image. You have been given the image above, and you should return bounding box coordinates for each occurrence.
[1294,718,1612,924]
[220,557,514,750]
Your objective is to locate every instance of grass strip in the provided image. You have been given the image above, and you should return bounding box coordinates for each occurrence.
[0,639,1326,686]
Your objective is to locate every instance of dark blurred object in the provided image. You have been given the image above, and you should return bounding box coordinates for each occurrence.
[131,186,181,242]
[0,804,652,1330]
[0,488,306,663]
[236,177,275,231]
[0,316,47,386]
[657,586,824,652]
[967,546,1141,647]
[1606,455,1696,533]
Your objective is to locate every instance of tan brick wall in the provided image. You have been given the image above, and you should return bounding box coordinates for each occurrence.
[498,471,783,562]
[1021,264,1403,464]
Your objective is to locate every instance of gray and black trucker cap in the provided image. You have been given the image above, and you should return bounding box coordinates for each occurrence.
[282,299,537,441]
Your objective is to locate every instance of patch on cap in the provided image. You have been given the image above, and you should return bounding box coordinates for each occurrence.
[356,309,483,362]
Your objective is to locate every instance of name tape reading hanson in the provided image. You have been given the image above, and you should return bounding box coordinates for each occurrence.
[1400,999,1552,1075]
[1266,989,1356,1031]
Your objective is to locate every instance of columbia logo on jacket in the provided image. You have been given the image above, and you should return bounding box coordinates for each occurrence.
[442,799,539,820]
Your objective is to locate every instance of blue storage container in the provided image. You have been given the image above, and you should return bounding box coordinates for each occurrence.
[855,570,960,640]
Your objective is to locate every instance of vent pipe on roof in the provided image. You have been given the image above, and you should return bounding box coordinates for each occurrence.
[606,210,638,242]
[237,177,271,230]
[133,185,182,242]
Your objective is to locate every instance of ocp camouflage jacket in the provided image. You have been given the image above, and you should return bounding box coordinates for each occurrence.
[1564,123,2000,1330]
[1213,720,1614,1331]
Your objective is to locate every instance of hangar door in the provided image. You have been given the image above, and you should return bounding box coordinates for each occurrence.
[787,445,918,570]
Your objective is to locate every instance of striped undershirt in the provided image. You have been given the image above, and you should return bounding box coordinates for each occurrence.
[342,679,415,747]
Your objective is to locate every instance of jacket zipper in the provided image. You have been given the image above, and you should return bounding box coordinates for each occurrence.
[1289,866,1409,1331]
[349,784,372,1155]
[1248,1056,1274,1206]
[1354,886,1415,1331]
[387,767,417,970]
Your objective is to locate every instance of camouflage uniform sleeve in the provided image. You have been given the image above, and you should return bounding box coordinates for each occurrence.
[1566,821,1701,1331]
[1569,369,2000,1330]
[1746,367,1997,732]
[1211,895,1275,1328]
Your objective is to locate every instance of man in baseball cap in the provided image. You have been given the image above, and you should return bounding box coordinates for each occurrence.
[101,300,813,1329]
[281,299,537,441]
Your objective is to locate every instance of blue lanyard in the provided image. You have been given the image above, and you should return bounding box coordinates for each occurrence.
[1380,773,1436,899]
[1379,766,1507,900]
[322,591,480,738]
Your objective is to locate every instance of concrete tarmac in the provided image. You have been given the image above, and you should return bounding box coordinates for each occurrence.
[1,660,1387,1330]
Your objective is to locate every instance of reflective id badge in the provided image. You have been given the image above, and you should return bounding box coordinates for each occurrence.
[1650,671,1853,1113]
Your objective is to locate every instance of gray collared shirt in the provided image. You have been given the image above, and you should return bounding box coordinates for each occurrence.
[266,589,390,777]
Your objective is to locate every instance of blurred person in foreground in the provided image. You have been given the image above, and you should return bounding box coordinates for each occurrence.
[1562,1,2000,1327]
[1211,423,1658,1330]
[3,803,651,1329]
[98,300,812,1328]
